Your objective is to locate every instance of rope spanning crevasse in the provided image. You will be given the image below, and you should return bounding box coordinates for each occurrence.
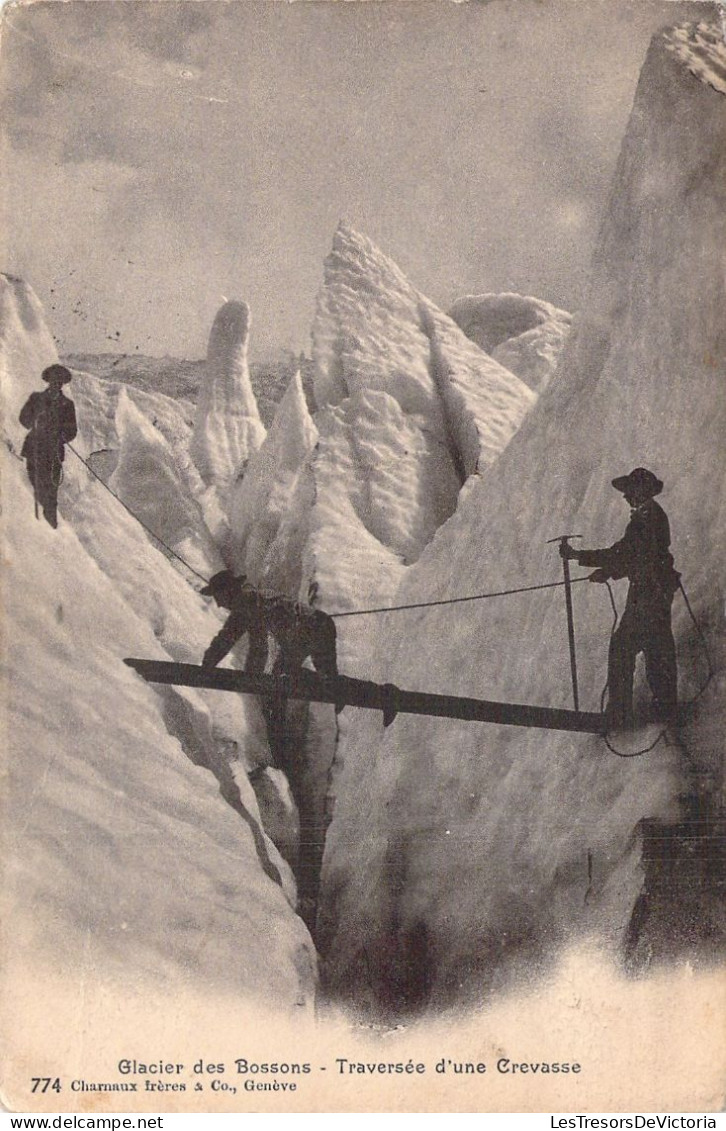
[329,577,592,617]
[66,441,716,759]
[68,443,591,610]
[67,444,209,584]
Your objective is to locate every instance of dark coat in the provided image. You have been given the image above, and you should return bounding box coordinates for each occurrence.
[578,498,679,613]
[202,586,271,669]
[19,389,77,464]
[203,585,337,677]
[266,598,338,677]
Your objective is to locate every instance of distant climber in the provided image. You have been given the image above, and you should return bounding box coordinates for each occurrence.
[19,364,78,529]
[560,467,680,728]
[200,570,269,673]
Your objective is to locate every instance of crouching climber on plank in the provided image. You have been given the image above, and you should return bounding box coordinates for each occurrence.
[19,364,78,529]
[262,595,339,772]
[200,570,339,771]
[265,599,338,681]
[560,467,680,730]
[199,570,338,681]
[199,570,269,673]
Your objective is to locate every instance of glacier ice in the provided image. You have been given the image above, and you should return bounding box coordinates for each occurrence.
[190,299,266,493]
[1,278,317,1013]
[316,24,726,1010]
[449,292,572,393]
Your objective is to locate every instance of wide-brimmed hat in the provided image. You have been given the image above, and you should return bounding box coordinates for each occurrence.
[41,364,72,385]
[611,467,663,498]
[200,569,246,596]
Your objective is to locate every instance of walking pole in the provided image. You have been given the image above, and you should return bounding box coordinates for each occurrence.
[547,534,582,711]
[32,423,41,520]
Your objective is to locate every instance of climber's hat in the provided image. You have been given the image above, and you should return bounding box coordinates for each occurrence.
[611,467,663,498]
[200,569,246,597]
[41,364,72,386]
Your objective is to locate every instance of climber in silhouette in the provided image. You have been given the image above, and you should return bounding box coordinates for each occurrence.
[560,467,680,729]
[201,570,339,773]
[200,570,338,680]
[200,570,269,673]
[266,600,338,681]
[19,364,78,529]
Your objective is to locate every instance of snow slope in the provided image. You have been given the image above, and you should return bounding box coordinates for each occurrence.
[317,24,726,1009]
[1,281,317,1016]
[1,273,58,441]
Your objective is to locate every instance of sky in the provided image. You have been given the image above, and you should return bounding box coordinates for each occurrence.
[0,0,716,361]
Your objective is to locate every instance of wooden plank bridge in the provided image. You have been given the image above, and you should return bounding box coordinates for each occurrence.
[124,659,607,735]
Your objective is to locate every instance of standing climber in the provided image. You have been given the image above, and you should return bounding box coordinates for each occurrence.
[19,364,78,529]
[200,570,269,673]
[560,467,680,728]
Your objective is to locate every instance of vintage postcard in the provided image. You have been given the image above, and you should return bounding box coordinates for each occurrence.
[1,0,725,1115]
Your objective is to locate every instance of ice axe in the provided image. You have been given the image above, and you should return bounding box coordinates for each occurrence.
[547,534,582,712]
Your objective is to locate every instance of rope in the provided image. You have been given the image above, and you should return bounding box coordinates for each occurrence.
[600,578,715,760]
[66,443,209,584]
[68,445,591,612]
[330,576,591,618]
[66,444,594,614]
[65,454,604,614]
[63,441,718,766]
[603,725,668,760]
[677,580,715,702]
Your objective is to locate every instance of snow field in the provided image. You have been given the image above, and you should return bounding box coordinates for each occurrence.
[1,281,318,1016]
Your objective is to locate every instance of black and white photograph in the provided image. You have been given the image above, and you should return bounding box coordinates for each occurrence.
[1,0,725,1114]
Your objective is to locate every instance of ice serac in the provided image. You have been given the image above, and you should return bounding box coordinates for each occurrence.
[190,300,266,491]
[311,223,463,568]
[227,226,533,638]
[226,370,318,591]
[109,388,223,581]
[449,293,572,393]
[220,227,536,925]
[1,279,317,1014]
[299,227,534,674]
[314,224,533,490]
[318,23,726,1010]
[420,301,537,476]
[69,366,195,463]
